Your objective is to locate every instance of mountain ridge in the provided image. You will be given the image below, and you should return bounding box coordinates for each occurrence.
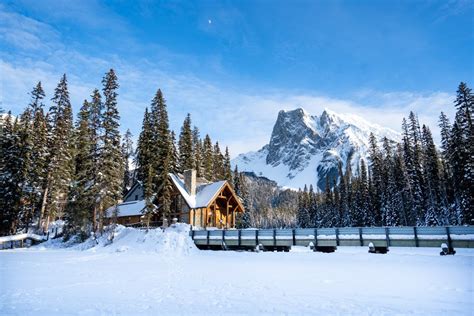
[232,107,400,191]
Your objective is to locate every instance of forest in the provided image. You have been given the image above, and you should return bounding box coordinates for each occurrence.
[0,70,472,237]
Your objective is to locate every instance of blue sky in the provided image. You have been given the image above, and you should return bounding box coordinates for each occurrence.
[1,0,472,155]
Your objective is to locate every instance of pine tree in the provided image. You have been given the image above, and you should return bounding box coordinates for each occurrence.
[450,82,473,224]
[202,134,213,181]
[0,114,23,235]
[44,74,75,231]
[64,100,94,238]
[213,141,225,180]
[368,132,383,225]
[178,113,194,172]
[99,69,124,231]
[136,108,153,183]
[192,126,203,177]
[223,146,232,181]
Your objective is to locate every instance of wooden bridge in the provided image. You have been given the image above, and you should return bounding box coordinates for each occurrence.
[190,226,474,251]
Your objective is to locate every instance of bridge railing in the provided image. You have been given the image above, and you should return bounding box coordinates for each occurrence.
[190,226,474,249]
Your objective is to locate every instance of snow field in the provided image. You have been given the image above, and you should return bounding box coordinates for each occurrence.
[0,225,472,315]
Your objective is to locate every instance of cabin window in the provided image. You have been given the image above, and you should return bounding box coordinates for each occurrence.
[135,194,138,201]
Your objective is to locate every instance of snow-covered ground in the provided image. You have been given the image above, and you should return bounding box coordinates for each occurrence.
[0,225,472,315]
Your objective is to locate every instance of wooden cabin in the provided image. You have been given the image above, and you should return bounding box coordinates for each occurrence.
[107,170,245,228]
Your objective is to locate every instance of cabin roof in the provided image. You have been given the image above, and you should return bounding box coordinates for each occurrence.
[105,199,146,218]
[169,173,226,208]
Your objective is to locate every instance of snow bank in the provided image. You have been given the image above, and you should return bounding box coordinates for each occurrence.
[75,223,197,255]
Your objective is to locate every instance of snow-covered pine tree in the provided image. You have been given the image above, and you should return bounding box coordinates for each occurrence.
[213,141,225,181]
[170,131,179,173]
[223,146,232,182]
[192,126,203,177]
[451,82,473,224]
[407,112,426,225]
[64,100,95,238]
[421,125,444,226]
[380,138,399,226]
[368,132,383,225]
[178,113,194,172]
[202,134,213,181]
[136,108,153,183]
[99,69,124,231]
[0,113,22,235]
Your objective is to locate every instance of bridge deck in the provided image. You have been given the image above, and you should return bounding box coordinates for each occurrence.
[190,226,474,249]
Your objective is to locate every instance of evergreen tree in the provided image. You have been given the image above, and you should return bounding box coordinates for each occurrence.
[178,113,194,172]
[450,82,473,224]
[0,115,22,234]
[98,69,123,231]
[223,146,232,181]
[202,134,213,181]
[45,74,75,231]
[192,126,203,177]
[64,100,94,238]
[136,108,153,183]
[213,141,225,180]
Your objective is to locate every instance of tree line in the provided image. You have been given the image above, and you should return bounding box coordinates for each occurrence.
[0,70,232,238]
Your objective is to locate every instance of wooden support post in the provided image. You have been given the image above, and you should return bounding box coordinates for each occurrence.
[205,207,208,229]
[292,229,296,246]
[192,209,196,226]
[414,226,419,247]
[226,200,229,229]
[446,226,452,249]
[359,227,363,246]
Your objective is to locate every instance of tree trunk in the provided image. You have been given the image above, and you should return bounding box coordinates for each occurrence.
[38,184,49,233]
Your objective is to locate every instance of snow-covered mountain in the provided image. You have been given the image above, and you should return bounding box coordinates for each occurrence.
[232,108,400,191]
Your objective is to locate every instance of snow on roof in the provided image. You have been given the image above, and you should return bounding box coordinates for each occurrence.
[105,200,146,218]
[169,173,226,208]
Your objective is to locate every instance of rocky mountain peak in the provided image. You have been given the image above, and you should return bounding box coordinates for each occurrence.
[233,107,399,191]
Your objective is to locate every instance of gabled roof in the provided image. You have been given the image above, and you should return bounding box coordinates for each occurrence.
[122,180,143,201]
[105,200,146,218]
[169,173,226,208]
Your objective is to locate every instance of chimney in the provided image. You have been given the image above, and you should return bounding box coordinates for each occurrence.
[184,169,196,196]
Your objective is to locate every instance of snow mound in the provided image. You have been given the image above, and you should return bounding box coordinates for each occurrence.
[75,223,198,255]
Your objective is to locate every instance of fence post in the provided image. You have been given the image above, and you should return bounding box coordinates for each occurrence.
[222,229,225,243]
[414,226,419,247]
[255,230,259,246]
[335,228,340,246]
[314,228,318,246]
[206,230,210,246]
[191,229,195,240]
[292,229,296,246]
[238,229,241,247]
[359,227,363,246]
[273,229,276,247]
[385,227,390,247]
